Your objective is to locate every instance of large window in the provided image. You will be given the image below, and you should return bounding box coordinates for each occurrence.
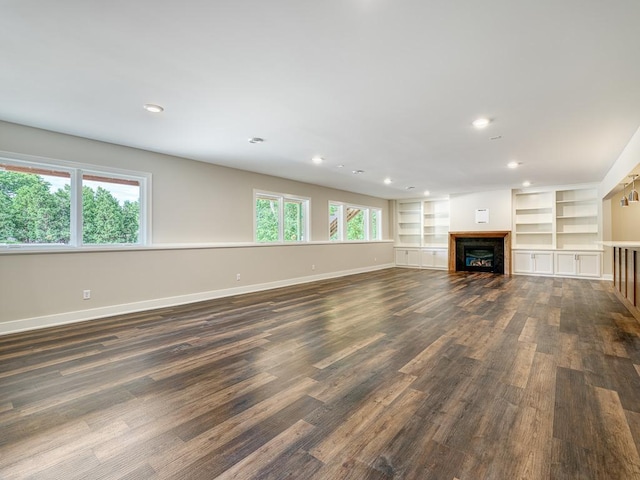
[329,201,381,241]
[255,191,309,242]
[0,156,150,248]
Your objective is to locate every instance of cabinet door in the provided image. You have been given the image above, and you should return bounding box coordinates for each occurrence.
[576,253,600,277]
[407,249,421,267]
[421,250,435,268]
[532,252,553,274]
[513,251,534,273]
[395,249,408,266]
[555,253,577,276]
[421,249,448,269]
[433,249,448,269]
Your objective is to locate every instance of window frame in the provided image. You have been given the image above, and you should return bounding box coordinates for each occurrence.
[0,152,152,249]
[329,201,382,242]
[254,190,310,243]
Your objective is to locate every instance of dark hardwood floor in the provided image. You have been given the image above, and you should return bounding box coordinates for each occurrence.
[2,268,640,479]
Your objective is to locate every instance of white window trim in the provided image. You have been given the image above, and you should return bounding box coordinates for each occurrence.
[0,151,152,249]
[329,201,382,242]
[254,189,310,243]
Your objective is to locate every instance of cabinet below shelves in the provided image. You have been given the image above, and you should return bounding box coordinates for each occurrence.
[512,250,602,278]
[513,251,554,275]
[395,248,421,267]
[555,252,601,277]
[395,248,448,270]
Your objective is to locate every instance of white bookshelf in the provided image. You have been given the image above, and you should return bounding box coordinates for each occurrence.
[396,200,422,246]
[423,199,450,247]
[555,187,599,250]
[513,191,554,249]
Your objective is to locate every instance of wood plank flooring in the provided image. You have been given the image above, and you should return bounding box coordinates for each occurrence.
[2,268,640,479]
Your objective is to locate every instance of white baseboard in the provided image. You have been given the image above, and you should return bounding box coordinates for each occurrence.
[0,263,394,336]
[602,274,613,281]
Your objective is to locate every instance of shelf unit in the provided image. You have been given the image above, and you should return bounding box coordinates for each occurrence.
[513,191,554,249]
[423,199,450,247]
[395,198,450,270]
[555,187,599,250]
[396,198,450,247]
[396,200,422,246]
[512,185,600,251]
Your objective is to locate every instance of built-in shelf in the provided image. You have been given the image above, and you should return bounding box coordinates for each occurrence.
[512,185,600,251]
[395,198,450,248]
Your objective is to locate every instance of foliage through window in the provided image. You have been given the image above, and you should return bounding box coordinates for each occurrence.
[255,191,309,243]
[329,202,381,241]
[329,203,342,241]
[0,158,149,247]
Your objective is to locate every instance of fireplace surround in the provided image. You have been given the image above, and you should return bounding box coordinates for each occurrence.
[448,231,511,275]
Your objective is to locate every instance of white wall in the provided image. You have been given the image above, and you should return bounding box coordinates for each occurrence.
[600,125,640,199]
[0,121,394,334]
[449,190,512,232]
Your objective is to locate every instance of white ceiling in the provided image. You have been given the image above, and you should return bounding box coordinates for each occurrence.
[1,1,640,199]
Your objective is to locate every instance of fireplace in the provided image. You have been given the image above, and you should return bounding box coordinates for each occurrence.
[465,246,495,272]
[448,231,511,275]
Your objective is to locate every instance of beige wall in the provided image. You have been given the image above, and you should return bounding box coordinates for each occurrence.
[449,189,512,232]
[610,191,640,241]
[0,242,393,333]
[0,121,394,333]
[0,121,389,243]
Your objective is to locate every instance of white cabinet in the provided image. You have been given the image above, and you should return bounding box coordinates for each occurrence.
[421,248,448,270]
[395,248,447,269]
[395,248,421,267]
[554,252,601,278]
[513,251,554,275]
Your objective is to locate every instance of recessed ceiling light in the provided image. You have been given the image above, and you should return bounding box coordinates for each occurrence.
[424,190,430,196]
[248,137,265,144]
[472,117,491,129]
[507,161,520,169]
[143,103,164,113]
[522,181,531,187]
[312,156,323,165]
[352,169,365,174]
[384,178,392,185]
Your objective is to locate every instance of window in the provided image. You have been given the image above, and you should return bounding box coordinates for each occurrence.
[346,206,365,240]
[82,173,142,244]
[255,191,309,242]
[371,208,380,240]
[329,203,342,241]
[0,155,150,247]
[329,201,381,241]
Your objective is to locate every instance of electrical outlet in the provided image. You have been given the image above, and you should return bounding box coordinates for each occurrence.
[83,289,91,300]
[312,264,315,271]
[236,273,241,281]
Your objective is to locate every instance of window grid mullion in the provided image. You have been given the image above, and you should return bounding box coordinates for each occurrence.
[278,196,285,242]
[71,169,82,246]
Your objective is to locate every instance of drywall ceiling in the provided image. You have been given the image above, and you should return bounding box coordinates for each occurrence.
[1,0,640,199]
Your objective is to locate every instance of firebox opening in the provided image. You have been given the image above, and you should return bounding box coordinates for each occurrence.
[463,246,495,272]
